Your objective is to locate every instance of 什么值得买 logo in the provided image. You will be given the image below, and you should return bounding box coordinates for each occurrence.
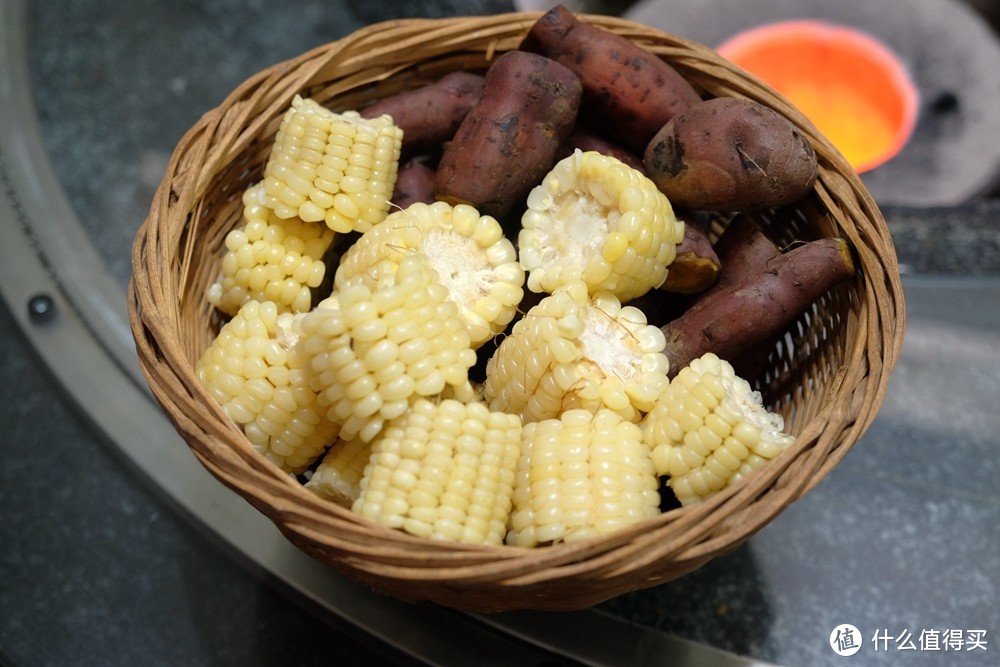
[830,623,863,656]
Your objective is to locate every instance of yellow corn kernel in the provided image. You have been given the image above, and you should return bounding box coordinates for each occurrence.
[518,150,685,301]
[299,255,478,442]
[351,398,521,545]
[206,182,335,316]
[334,201,524,348]
[506,408,659,547]
[195,301,338,473]
[483,281,670,423]
[262,96,402,233]
[642,352,794,505]
[304,434,373,507]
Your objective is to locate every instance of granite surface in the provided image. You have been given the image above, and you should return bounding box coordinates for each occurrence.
[0,304,401,667]
[2,1,998,666]
[884,200,1000,275]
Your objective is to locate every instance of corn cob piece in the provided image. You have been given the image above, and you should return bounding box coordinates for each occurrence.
[334,201,524,348]
[299,254,478,443]
[207,182,335,316]
[518,149,685,301]
[506,408,660,547]
[315,292,339,310]
[304,434,373,507]
[643,352,795,505]
[262,95,403,233]
[352,398,522,546]
[195,300,338,473]
[483,281,670,423]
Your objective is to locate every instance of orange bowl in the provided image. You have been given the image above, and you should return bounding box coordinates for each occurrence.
[718,19,918,173]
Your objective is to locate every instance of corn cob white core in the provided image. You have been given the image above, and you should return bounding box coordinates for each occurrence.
[484,281,669,423]
[518,150,684,301]
[334,201,524,347]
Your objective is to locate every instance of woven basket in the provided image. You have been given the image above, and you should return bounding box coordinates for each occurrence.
[128,12,905,613]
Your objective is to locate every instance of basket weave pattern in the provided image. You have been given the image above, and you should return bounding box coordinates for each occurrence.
[128,12,905,613]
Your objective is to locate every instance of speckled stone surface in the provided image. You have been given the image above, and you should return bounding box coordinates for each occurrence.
[885,200,1000,275]
[26,0,514,289]
[0,302,401,667]
[3,1,998,666]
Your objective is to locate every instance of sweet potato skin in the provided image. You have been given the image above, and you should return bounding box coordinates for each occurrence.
[659,222,721,294]
[561,126,645,172]
[661,237,854,376]
[361,71,485,156]
[390,159,436,210]
[707,215,783,378]
[644,97,818,212]
[710,214,780,290]
[434,51,582,219]
[520,5,701,153]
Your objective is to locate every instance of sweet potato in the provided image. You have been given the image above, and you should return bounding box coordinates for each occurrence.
[360,71,484,156]
[707,215,784,378]
[390,159,436,210]
[520,4,702,153]
[659,222,721,294]
[661,237,854,376]
[561,126,645,172]
[711,214,780,289]
[434,51,582,220]
[644,97,818,212]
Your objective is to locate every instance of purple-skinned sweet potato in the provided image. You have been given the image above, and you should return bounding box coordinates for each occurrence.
[560,126,645,172]
[434,50,582,219]
[390,159,436,210]
[661,237,855,376]
[361,71,485,156]
[520,5,702,153]
[644,97,818,212]
[659,222,721,295]
[711,213,781,290]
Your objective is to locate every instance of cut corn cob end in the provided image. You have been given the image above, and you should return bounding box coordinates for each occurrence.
[518,149,685,302]
[352,397,522,546]
[334,201,524,347]
[195,300,339,474]
[507,408,660,548]
[207,182,335,316]
[304,434,373,508]
[300,254,478,443]
[262,96,402,234]
[643,352,795,506]
[483,281,670,424]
